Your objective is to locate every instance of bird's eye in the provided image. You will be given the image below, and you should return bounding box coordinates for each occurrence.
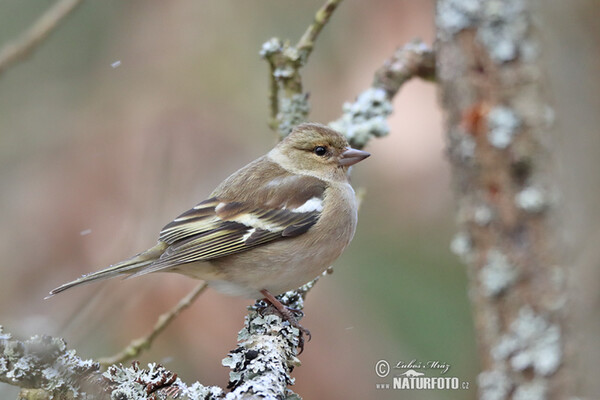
[314,146,327,156]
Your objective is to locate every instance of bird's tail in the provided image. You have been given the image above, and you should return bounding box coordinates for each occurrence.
[46,242,167,298]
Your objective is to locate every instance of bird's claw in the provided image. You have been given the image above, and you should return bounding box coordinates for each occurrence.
[259,289,311,354]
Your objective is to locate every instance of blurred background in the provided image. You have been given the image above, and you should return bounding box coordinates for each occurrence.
[0,1,598,399]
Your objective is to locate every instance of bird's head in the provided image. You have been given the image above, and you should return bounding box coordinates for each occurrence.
[269,123,370,182]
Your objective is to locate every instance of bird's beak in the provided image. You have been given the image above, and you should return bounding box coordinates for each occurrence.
[338,147,371,166]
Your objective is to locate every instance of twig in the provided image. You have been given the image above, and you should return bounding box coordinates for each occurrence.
[98,282,208,367]
[267,64,280,131]
[261,0,343,136]
[296,0,343,61]
[0,0,83,77]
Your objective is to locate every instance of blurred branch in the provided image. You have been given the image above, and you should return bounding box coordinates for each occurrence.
[261,0,343,136]
[330,39,435,149]
[436,0,570,399]
[296,0,343,60]
[0,326,107,399]
[0,0,83,77]
[98,283,208,367]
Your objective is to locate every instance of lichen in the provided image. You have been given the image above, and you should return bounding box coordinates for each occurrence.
[104,362,179,400]
[447,128,476,163]
[515,186,549,213]
[329,87,392,149]
[478,368,512,400]
[450,231,472,261]
[221,302,302,399]
[479,249,518,297]
[277,93,310,138]
[179,381,224,399]
[0,326,12,340]
[474,205,494,226]
[259,38,283,58]
[476,0,530,63]
[436,0,482,38]
[437,0,536,63]
[513,379,547,400]
[0,328,100,398]
[487,106,520,149]
[492,307,562,376]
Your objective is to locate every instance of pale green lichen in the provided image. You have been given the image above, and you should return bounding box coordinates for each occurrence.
[515,186,549,213]
[513,379,547,400]
[476,0,531,63]
[436,0,482,38]
[479,249,518,297]
[478,368,512,400]
[437,0,535,63]
[487,106,520,149]
[259,38,283,58]
[0,327,100,398]
[474,205,494,226]
[329,87,392,149]
[278,94,310,138]
[104,362,179,400]
[447,128,476,163]
[221,307,301,399]
[180,381,224,399]
[450,232,472,261]
[492,307,562,376]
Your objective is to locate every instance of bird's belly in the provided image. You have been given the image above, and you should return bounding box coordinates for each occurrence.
[207,231,351,298]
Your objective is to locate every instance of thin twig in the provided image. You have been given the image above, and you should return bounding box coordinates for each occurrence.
[296,0,343,61]
[261,0,343,137]
[98,283,208,367]
[0,0,83,77]
[268,64,280,130]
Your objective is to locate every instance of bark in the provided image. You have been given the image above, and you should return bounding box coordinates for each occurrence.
[435,1,570,399]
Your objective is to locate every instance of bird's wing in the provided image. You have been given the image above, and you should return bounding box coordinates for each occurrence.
[132,174,327,275]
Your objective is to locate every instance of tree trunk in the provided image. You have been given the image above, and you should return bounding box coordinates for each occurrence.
[435,1,570,399]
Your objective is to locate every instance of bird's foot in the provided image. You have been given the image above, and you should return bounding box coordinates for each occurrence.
[259,289,311,354]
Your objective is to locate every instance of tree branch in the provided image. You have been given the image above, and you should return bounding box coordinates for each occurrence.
[296,0,343,61]
[330,39,435,149]
[0,326,107,399]
[436,0,570,398]
[0,282,312,400]
[0,0,83,77]
[98,283,208,367]
[260,0,343,136]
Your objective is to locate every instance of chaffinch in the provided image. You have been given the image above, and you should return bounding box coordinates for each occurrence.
[48,123,369,323]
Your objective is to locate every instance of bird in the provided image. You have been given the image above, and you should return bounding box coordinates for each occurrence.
[47,123,369,335]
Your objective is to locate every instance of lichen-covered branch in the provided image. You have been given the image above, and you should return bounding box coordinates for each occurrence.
[0,282,312,400]
[330,39,435,149]
[103,295,307,400]
[435,0,570,398]
[0,326,106,399]
[98,283,208,367]
[0,0,83,77]
[260,0,343,137]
